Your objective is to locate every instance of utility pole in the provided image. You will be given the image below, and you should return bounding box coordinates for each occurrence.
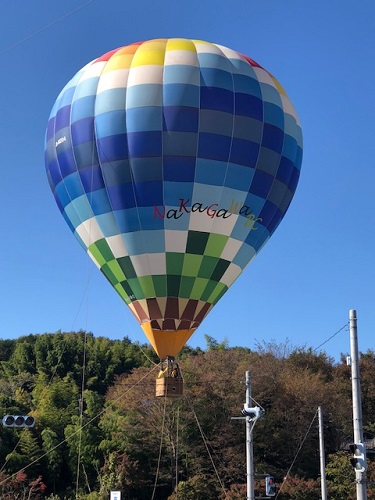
[349,309,367,500]
[231,372,264,500]
[318,406,327,500]
[246,371,255,500]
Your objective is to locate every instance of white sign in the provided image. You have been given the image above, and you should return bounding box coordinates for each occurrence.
[110,491,121,500]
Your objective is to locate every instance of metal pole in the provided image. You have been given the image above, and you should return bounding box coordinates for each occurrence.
[245,371,255,500]
[349,309,367,500]
[318,406,327,500]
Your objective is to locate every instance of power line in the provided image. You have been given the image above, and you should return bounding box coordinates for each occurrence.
[151,386,168,500]
[275,409,319,499]
[0,0,97,57]
[314,322,349,352]
[0,364,159,488]
[182,365,228,498]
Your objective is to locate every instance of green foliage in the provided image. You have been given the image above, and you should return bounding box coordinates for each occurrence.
[168,474,220,499]
[0,339,15,361]
[98,451,149,499]
[0,331,153,497]
[326,451,356,499]
[204,334,229,351]
[5,431,42,480]
[0,332,374,498]
[41,428,63,486]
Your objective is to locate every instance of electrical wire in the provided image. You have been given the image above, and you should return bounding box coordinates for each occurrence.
[0,363,159,488]
[175,406,180,498]
[180,364,228,498]
[251,395,265,414]
[0,321,349,492]
[0,332,95,482]
[121,307,159,366]
[188,397,228,498]
[75,331,88,497]
[314,322,349,352]
[73,88,101,498]
[0,331,83,475]
[275,408,318,499]
[151,386,168,500]
[0,0,97,57]
[0,432,24,473]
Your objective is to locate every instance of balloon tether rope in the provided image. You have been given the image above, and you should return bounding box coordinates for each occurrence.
[182,367,228,498]
[151,384,168,500]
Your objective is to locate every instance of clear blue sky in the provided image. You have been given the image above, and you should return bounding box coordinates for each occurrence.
[1,0,374,361]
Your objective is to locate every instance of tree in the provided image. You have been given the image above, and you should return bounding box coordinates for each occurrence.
[99,451,149,499]
[41,428,64,492]
[0,470,46,499]
[33,373,80,432]
[4,431,42,480]
[278,476,321,499]
[64,391,104,495]
[204,335,229,351]
[167,474,220,499]
[359,351,375,436]
[326,450,375,500]
[0,331,373,498]
[326,451,356,499]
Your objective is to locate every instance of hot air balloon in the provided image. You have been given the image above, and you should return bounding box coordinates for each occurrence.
[45,39,302,382]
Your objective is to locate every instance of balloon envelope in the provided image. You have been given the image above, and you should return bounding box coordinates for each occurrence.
[45,39,302,359]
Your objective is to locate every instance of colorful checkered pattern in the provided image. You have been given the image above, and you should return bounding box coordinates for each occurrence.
[45,39,302,356]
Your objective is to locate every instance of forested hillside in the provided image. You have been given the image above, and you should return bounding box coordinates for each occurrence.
[0,331,374,499]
